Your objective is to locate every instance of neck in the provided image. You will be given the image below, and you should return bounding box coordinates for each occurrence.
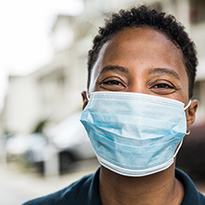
[99,164,184,205]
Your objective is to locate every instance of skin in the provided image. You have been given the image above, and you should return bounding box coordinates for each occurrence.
[81,27,198,205]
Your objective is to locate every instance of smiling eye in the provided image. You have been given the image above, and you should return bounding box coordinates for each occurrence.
[103,80,124,86]
[100,79,126,91]
[150,82,176,95]
[153,83,174,89]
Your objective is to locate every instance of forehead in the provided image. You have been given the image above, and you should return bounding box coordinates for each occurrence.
[91,27,186,80]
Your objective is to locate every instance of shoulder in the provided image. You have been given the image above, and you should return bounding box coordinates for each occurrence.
[175,168,205,205]
[22,168,101,205]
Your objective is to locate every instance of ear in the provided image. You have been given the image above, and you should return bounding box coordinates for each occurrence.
[81,91,89,110]
[186,99,198,131]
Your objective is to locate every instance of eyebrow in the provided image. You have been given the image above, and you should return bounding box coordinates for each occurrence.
[148,67,180,80]
[100,65,129,74]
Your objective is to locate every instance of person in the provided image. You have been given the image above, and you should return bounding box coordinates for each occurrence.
[23,5,205,205]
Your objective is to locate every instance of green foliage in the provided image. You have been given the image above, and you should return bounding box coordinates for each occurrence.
[32,119,47,134]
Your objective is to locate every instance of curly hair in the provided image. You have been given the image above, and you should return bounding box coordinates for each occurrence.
[87,5,198,98]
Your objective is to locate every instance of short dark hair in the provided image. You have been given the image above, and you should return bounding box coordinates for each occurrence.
[87,5,198,98]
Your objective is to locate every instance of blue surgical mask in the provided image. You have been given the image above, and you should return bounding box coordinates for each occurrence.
[80,91,191,177]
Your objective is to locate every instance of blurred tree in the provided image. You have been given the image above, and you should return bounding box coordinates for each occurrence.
[32,119,47,134]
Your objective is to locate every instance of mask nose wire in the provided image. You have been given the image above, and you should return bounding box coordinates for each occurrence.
[184,100,191,111]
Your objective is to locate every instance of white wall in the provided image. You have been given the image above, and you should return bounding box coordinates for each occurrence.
[5,76,41,134]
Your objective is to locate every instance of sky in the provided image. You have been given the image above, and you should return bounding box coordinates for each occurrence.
[0,0,84,110]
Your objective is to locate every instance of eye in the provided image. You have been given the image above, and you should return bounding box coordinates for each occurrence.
[100,78,126,91]
[103,80,124,86]
[152,83,174,89]
[150,81,177,95]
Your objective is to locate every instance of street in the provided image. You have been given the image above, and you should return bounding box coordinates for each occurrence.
[0,159,99,205]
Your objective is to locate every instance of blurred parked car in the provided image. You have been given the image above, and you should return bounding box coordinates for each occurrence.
[4,133,46,162]
[23,133,47,165]
[25,112,95,174]
[4,134,30,161]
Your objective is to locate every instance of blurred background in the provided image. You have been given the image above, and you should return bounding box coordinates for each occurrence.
[0,0,204,204]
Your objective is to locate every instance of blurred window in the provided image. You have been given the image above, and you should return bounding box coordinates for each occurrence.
[190,0,205,23]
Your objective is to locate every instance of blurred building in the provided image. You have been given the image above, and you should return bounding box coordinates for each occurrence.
[1,0,205,135]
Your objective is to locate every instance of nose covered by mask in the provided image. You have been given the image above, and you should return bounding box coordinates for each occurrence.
[80,91,190,177]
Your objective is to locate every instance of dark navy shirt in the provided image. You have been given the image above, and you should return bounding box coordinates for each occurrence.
[23,168,205,205]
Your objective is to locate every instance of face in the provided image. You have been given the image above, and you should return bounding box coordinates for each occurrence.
[82,27,198,130]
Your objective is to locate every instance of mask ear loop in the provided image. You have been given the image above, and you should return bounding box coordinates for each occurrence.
[173,101,191,158]
[184,100,191,110]
[86,92,90,101]
[183,100,192,135]
[173,139,183,158]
